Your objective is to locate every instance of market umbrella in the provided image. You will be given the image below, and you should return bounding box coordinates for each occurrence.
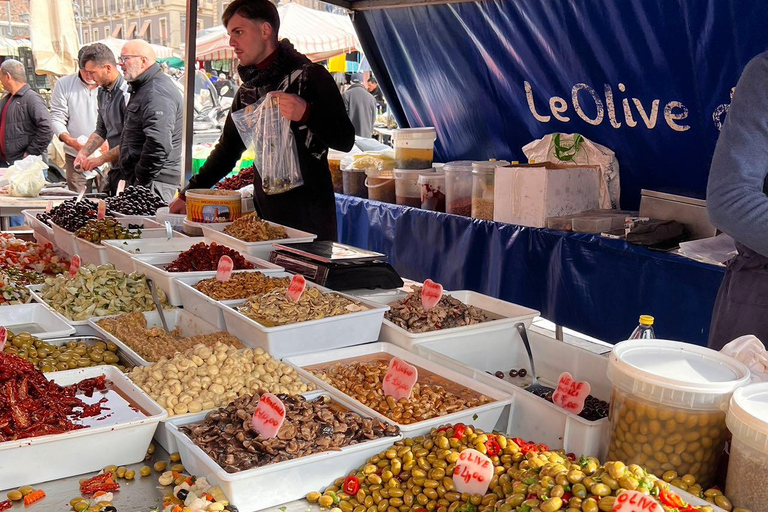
[0,36,20,57]
[29,0,80,76]
[84,38,178,60]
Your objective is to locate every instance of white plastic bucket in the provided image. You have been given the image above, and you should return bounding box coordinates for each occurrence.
[394,168,430,207]
[392,127,436,169]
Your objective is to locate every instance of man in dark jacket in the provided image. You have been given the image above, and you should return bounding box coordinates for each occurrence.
[118,40,183,202]
[169,0,355,241]
[343,73,377,137]
[0,59,52,166]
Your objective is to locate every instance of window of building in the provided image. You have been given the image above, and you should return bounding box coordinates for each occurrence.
[160,18,167,45]
[94,29,99,41]
[104,27,110,38]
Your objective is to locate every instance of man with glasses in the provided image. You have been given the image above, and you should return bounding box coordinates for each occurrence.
[115,39,183,202]
[75,43,129,194]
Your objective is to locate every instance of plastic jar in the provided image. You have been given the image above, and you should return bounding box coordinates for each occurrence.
[394,168,430,207]
[444,161,474,216]
[418,171,445,212]
[471,160,508,220]
[607,339,750,487]
[392,128,436,169]
[365,168,396,203]
[725,383,768,512]
[327,150,345,194]
[185,189,242,223]
[342,167,368,198]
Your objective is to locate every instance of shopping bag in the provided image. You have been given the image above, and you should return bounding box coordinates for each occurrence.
[4,155,48,197]
[522,133,620,209]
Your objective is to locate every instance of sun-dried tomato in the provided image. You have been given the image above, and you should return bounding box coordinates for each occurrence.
[80,472,120,494]
[166,242,255,272]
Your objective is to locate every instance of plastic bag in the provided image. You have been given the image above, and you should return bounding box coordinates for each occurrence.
[721,335,768,383]
[523,133,620,209]
[231,94,303,195]
[4,155,48,197]
[678,233,737,266]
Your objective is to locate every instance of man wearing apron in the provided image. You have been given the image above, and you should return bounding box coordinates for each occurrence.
[707,50,768,350]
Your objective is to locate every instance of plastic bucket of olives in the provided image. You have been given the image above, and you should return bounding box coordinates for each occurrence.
[607,339,750,488]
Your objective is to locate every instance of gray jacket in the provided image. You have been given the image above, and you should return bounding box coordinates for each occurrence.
[0,84,53,164]
[95,73,128,168]
[342,83,377,138]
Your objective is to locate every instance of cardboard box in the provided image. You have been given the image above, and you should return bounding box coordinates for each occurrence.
[494,163,601,228]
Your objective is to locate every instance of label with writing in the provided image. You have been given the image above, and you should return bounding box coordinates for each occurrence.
[552,371,591,415]
[116,180,126,195]
[46,200,53,213]
[164,221,173,240]
[251,392,286,439]
[611,490,663,512]
[97,199,106,219]
[421,279,443,311]
[382,356,418,400]
[69,254,81,278]
[285,274,306,302]
[216,255,234,282]
[76,190,85,203]
[452,449,494,495]
[0,326,6,352]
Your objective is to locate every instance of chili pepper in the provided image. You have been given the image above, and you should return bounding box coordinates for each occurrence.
[535,443,550,453]
[22,489,46,506]
[0,500,12,512]
[485,437,501,457]
[80,472,120,494]
[452,423,466,439]
[562,492,573,502]
[343,476,360,496]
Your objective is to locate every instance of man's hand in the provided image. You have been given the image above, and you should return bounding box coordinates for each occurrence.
[99,141,109,154]
[61,134,83,152]
[80,155,104,172]
[169,197,186,214]
[270,92,308,122]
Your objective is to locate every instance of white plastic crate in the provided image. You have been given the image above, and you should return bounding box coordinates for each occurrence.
[22,209,54,246]
[78,222,187,266]
[201,221,316,260]
[0,303,75,339]
[102,237,205,273]
[285,342,514,437]
[415,328,611,459]
[50,220,78,257]
[379,290,539,350]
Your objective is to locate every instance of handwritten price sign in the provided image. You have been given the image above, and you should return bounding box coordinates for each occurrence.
[286,274,306,302]
[0,326,6,352]
[421,279,443,310]
[382,357,418,400]
[552,372,591,415]
[116,180,126,195]
[76,190,85,203]
[251,392,286,439]
[69,254,81,278]
[611,490,663,512]
[46,200,53,213]
[216,255,234,282]
[452,449,494,495]
[97,200,106,220]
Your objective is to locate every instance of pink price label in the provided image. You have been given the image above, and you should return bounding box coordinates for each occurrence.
[216,255,234,282]
[552,371,591,415]
[97,200,106,219]
[452,449,494,495]
[611,490,663,512]
[46,200,53,213]
[382,356,418,400]
[116,180,126,195]
[421,279,443,310]
[76,190,85,203]
[0,326,6,352]
[286,274,306,302]
[251,392,286,439]
[69,254,81,278]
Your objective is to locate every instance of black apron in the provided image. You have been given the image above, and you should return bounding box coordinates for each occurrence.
[708,242,768,350]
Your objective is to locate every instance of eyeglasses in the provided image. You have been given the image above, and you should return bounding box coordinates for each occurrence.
[118,55,142,64]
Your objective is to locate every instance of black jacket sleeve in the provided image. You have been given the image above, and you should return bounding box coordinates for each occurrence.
[134,93,180,186]
[298,64,355,153]
[27,93,53,156]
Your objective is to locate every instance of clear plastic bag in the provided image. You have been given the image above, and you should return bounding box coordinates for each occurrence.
[232,94,303,195]
[3,155,48,197]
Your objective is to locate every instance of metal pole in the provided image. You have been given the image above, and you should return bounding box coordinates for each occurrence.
[181,0,198,187]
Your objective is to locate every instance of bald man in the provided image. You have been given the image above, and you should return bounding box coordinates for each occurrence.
[117,40,183,201]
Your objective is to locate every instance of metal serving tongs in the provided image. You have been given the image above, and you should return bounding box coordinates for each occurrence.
[146,278,170,333]
[515,322,554,395]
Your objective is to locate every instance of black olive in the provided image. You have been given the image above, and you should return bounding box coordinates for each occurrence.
[508,369,518,378]
[177,488,189,501]
[227,506,239,512]
[103,507,117,512]
[518,368,527,377]
[319,423,333,436]
[494,371,504,379]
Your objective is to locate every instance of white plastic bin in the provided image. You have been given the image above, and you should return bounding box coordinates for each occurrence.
[0,303,75,339]
[392,127,436,169]
[27,285,100,336]
[77,222,187,266]
[201,221,317,260]
[50,220,78,257]
[101,237,206,273]
[22,209,54,246]
[394,168,430,207]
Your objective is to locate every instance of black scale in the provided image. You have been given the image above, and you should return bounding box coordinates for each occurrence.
[269,241,403,291]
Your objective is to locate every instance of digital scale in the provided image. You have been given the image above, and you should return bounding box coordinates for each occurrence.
[269,241,404,291]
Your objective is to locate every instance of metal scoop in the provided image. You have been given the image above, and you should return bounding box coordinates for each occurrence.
[146,279,170,333]
[516,322,554,396]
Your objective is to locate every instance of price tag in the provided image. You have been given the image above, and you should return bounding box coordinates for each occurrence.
[611,490,663,512]
[76,190,85,203]
[452,449,494,495]
[251,392,286,439]
[69,254,81,278]
[164,221,173,240]
[421,279,443,311]
[382,356,418,400]
[46,200,53,213]
[286,274,306,302]
[552,371,591,415]
[116,180,126,195]
[0,326,6,352]
[216,255,234,282]
[97,199,106,219]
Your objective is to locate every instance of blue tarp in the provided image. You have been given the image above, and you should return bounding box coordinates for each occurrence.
[336,195,725,346]
[353,0,768,209]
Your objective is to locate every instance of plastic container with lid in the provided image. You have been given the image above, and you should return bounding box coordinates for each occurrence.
[327,149,346,194]
[365,168,395,203]
[342,167,368,198]
[418,171,445,212]
[392,128,436,169]
[725,383,768,511]
[394,168,431,208]
[607,339,750,487]
[471,160,509,220]
[185,189,242,223]
[444,161,474,216]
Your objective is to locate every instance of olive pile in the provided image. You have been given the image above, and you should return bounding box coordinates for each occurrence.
[37,198,102,231]
[106,185,167,216]
[2,332,128,372]
[527,387,610,422]
[74,218,141,244]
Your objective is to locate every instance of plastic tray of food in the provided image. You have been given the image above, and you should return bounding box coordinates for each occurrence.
[22,209,54,246]
[49,220,78,257]
[0,302,75,339]
[131,251,283,306]
[201,221,317,260]
[24,335,136,373]
[219,284,390,359]
[0,365,167,489]
[285,342,514,436]
[175,271,293,330]
[379,290,540,350]
[167,392,403,511]
[78,225,187,266]
[101,237,205,274]
[27,284,100,336]
[414,328,611,459]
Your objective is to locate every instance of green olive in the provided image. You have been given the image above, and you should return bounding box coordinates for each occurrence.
[6,490,22,501]
[103,352,119,364]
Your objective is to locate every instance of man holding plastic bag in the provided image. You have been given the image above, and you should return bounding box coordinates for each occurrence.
[170,0,355,241]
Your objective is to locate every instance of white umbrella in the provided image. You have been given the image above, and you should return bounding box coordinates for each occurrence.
[84,38,178,60]
[29,0,79,76]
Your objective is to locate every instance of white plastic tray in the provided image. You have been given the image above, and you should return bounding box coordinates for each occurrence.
[50,220,78,257]
[0,365,167,489]
[0,303,75,339]
[131,251,283,306]
[220,284,390,359]
[379,290,540,350]
[175,271,292,330]
[102,237,205,274]
[167,393,402,511]
[286,342,514,436]
[415,328,611,459]
[22,209,54,246]
[201,221,317,260]
[78,225,186,266]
